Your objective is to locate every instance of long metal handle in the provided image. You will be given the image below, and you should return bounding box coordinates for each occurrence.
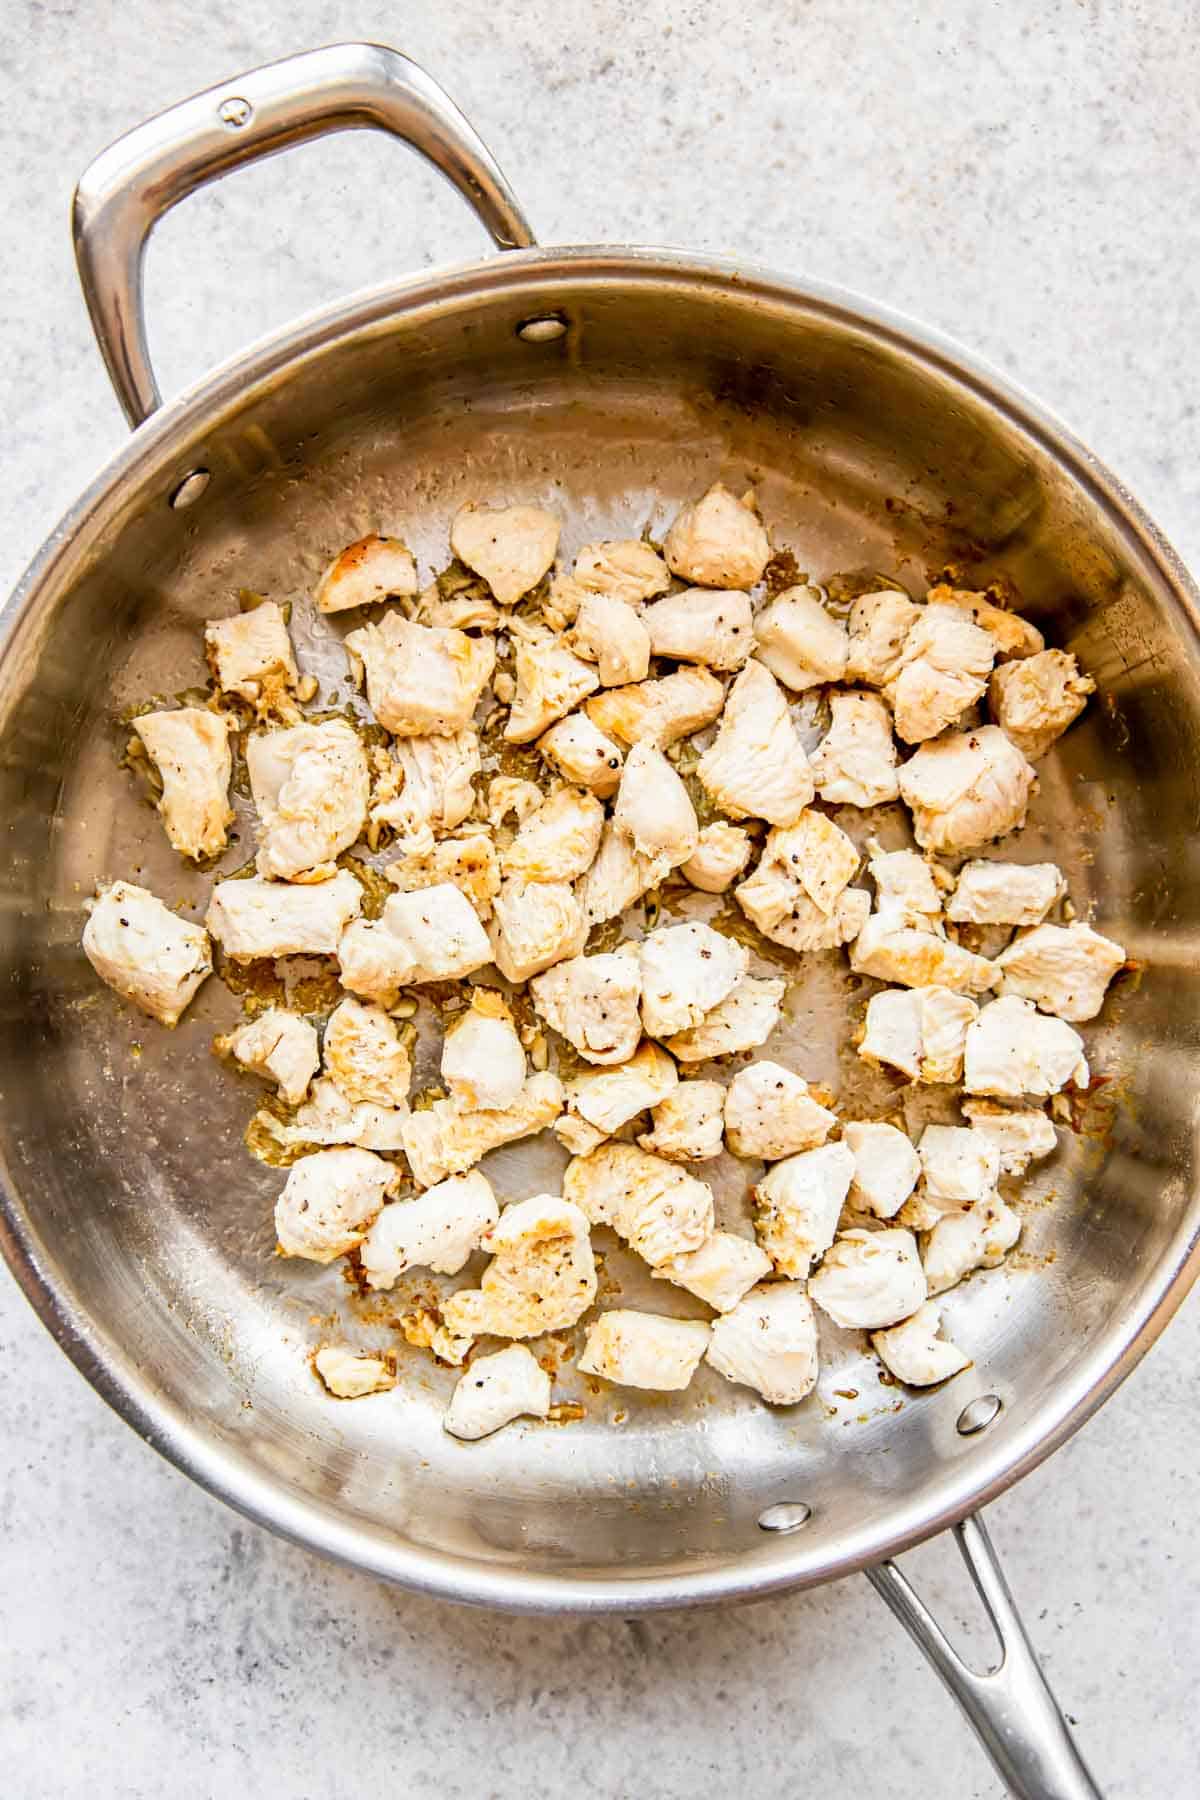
[867,1513,1102,1799]
[71,41,536,428]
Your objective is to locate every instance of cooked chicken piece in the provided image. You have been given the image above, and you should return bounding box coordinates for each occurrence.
[360,1171,500,1286]
[441,1194,596,1341]
[843,1121,921,1219]
[274,1147,395,1262]
[135,707,233,861]
[642,587,754,670]
[450,503,560,605]
[206,869,362,961]
[83,882,212,1026]
[554,1112,609,1157]
[489,878,587,983]
[963,995,1088,1099]
[923,1196,1021,1296]
[345,613,494,737]
[637,920,747,1040]
[248,720,369,881]
[753,585,848,691]
[339,883,491,1004]
[858,985,980,1082]
[441,989,526,1111]
[663,483,770,589]
[419,586,503,633]
[612,744,699,871]
[989,649,1095,760]
[443,1344,552,1440]
[736,810,860,931]
[868,845,946,921]
[335,918,416,1006]
[917,1126,1002,1215]
[205,601,300,714]
[313,1345,398,1398]
[851,914,997,995]
[548,539,671,620]
[653,1232,773,1313]
[580,821,668,925]
[505,629,600,743]
[920,987,982,1081]
[385,833,500,919]
[754,1142,856,1277]
[315,533,418,612]
[400,1073,564,1188]
[960,1099,1058,1175]
[322,995,412,1108]
[809,690,900,807]
[486,775,543,827]
[530,950,643,1066]
[565,1040,678,1134]
[947,860,1064,927]
[571,591,652,686]
[538,712,625,797]
[926,584,1043,661]
[665,974,786,1062]
[258,1075,408,1153]
[501,786,605,886]
[681,822,752,894]
[215,1008,319,1106]
[564,1141,714,1266]
[994,920,1125,1022]
[844,589,921,687]
[871,1301,970,1387]
[746,885,871,955]
[706,1281,819,1404]
[724,1061,836,1160]
[579,1310,711,1390]
[898,725,1036,854]
[638,1080,726,1161]
[696,659,814,825]
[884,601,996,744]
[807,1227,927,1329]
[368,727,479,846]
[587,666,725,749]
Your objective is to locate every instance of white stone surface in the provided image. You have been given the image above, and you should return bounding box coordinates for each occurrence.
[2,4,1199,1795]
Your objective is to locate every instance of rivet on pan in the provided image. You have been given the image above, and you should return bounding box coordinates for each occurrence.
[757,1501,812,1534]
[169,469,210,510]
[516,314,568,343]
[219,96,253,130]
[957,1393,1003,1436]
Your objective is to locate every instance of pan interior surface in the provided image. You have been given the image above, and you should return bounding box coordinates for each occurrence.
[2,255,1198,1604]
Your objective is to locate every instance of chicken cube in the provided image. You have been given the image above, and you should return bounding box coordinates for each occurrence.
[960,1100,1058,1175]
[248,720,369,881]
[441,989,526,1111]
[681,822,753,894]
[871,1301,970,1387]
[571,591,652,686]
[755,884,869,957]
[809,690,900,807]
[850,914,997,995]
[345,613,494,737]
[735,810,859,931]
[450,503,560,605]
[442,1194,597,1341]
[135,707,233,861]
[579,821,669,926]
[206,870,362,960]
[963,995,1088,1099]
[274,1147,395,1262]
[843,1120,921,1219]
[385,834,500,919]
[564,1040,679,1135]
[917,1125,1002,1211]
[315,533,418,613]
[706,1281,819,1404]
[613,742,699,868]
[443,1344,552,1440]
[653,1232,773,1313]
[753,585,848,691]
[84,881,212,1026]
[664,974,786,1062]
[642,587,754,670]
[215,1007,319,1106]
[564,1141,714,1267]
[258,1076,408,1153]
[345,884,492,1001]
[663,483,769,589]
[579,1310,711,1390]
[505,629,600,743]
[993,920,1125,1022]
[884,601,996,744]
[323,996,412,1107]
[502,786,605,885]
[947,860,1064,926]
[587,666,726,749]
[359,1170,500,1286]
[554,1112,609,1157]
[489,878,588,983]
[530,950,643,1066]
[807,1227,926,1329]
[989,648,1095,760]
[368,727,479,847]
[858,985,979,1084]
[538,712,625,797]
[724,1060,836,1160]
[400,1072,564,1189]
[753,1142,855,1277]
[204,601,300,713]
[638,1080,726,1161]
[313,1345,398,1398]
[923,1197,1021,1295]
[549,539,671,618]
[844,589,921,686]
[927,584,1044,661]
[696,658,815,825]
[868,845,946,920]
[898,726,1036,854]
[638,920,747,1038]
[486,776,543,827]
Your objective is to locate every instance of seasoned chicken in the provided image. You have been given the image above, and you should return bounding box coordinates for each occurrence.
[530,949,643,1066]
[745,885,871,955]
[554,1113,609,1157]
[642,587,754,669]
[339,883,491,1003]
[443,1344,552,1440]
[579,1310,711,1390]
[681,822,752,893]
[809,690,900,807]
[135,707,233,861]
[963,995,1088,1099]
[613,743,699,868]
[502,785,605,885]
[564,1141,714,1266]
[205,600,300,714]
[723,1061,836,1160]
[947,860,1064,926]
[653,1232,773,1313]
[441,989,526,1111]
[665,974,786,1062]
[917,1125,1002,1212]
[360,1170,500,1286]
[851,913,997,995]
[84,882,212,1026]
[248,720,369,881]
[898,725,1036,854]
[917,988,981,1081]
[385,833,500,919]
[505,628,600,742]
[580,822,668,925]
[807,1227,927,1330]
[571,591,652,686]
[564,1040,678,1134]
[923,1196,1021,1296]
[883,601,996,744]
[754,1142,856,1277]
[324,996,412,1108]
[871,1301,970,1387]
[450,503,560,605]
[696,659,815,825]
[486,775,543,827]
[538,712,625,797]
[868,845,946,920]
[926,584,1044,661]
[489,878,587,983]
[586,666,725,749]
[315,533,418,612]
[441,1194,596,1340]
[400,1072,564,1188]
[706,1282,819,1404]
[419,587,502,633]
[345,612,494,737]
[274,1147,395,1262]
[215,1008,319,1106]
[994,920,1125,1022]
[638,1080,726,1161]
[844,589,920,687]
[960,1099,1058,1175]
[548,539,670,619]
[843,1120,921,1219]
[989,648,1095,760]
[753,585,848,691]
[258,1076,408,1153]
[857,986,979,1083]
[638,920,747,1038]
[736,810,859,928]
[313,1345,398,1398]
[206,869,362,960]
[368,727,479,846]
[663,483,770,589]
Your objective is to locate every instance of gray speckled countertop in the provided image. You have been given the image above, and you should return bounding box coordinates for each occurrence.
[2,6,1198,1796]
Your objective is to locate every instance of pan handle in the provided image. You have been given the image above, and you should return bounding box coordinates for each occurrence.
[71,42,536,428]
[867,1512,1102,1799]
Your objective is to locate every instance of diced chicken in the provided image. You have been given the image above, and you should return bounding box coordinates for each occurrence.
[653,1232,773,1313]
[419,586,502,633]
[83,882,212,1026]
[205,601,300,714]
[274,1147,395,1262]
[857,986,980,1083]
[505,629,600,743]
[898,726,1037,854]
[706,1282,819,1404]
[257,1076,408,1153]
[579,822,665,925]
[579,1311,711,1391]
[696,659,814,825]
[206,870,362,960]
[368,728,479,846]
[248,720,369,881]
[335,918,416,1006]
[917,1126,1002,1214]
[963,995,1088,1099]
[844,1120,921,1219]
[638,1081,726,1161]
[441,989,526,1111]
[960,1099,1058,1176]
[664,483,770,589]
[724,1061,836,1160]
[884,601,996,744]
[554,1112,609,1157]
[736,810,860,931]
[753,1142,856,1277]
[748,886,871,955]
[844,589,921,687]
[868,846,945,921]
[994,920,1125,1022]
[989,649,1095,761]
[564,1142,714,1266]
[215,1008,319,1106]
[919,988,981,1081]
[681,822,753,894]
[450,503,560,606]
[400,1073,564,1188]
[489,878,587,983]
[135,707,233,861]
[443,1344,552,1440]
[665,974,786,1062]
[642,588,754,670]
[613,743,699,868]
[923,1196,1021,1296]
[441,1194,596,1341]
[501,786,604,886]
[345,613,494,737]
[530,950,643,1066]
[360,1171,500,1286]
[871,1301,970,1387]
[927,584,1044,661]
[807,1227,926,1329]
[385,833,500,919]
[313,1345,398,1398]
[323,996,412,1107]
[753,585,848,691]
[851,914,997,995]
[565,1040,678,1134]
[587,666,725,749]
[538,712,625,797]
[339,884,491,1003]
[809,690,900,807]
[548,539,670,619]
[571,591,652,686]
[638,921,747,1038]
[947,860,1064,926]
[486,776,543,827]
[315,533,418,612]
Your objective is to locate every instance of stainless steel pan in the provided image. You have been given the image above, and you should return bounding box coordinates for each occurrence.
[3,43,1198,1799]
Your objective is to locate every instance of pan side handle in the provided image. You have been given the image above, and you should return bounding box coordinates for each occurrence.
[71,42,536,428]
[867,1513,1103,1800]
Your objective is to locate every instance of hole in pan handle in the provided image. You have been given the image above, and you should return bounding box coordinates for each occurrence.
[70,41,537,429]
